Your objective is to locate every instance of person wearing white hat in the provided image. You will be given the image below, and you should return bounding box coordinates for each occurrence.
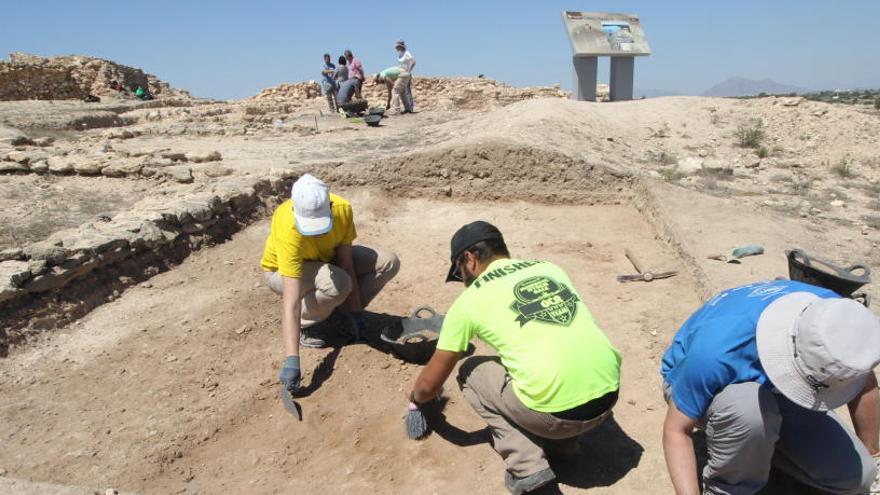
[261,174,400,396]
[661,279,880,495]
[394,39,415,113]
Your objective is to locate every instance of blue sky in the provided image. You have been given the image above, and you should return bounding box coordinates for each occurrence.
[2,1,879,100]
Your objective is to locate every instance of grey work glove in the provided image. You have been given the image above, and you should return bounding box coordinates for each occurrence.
[279,356,301,393]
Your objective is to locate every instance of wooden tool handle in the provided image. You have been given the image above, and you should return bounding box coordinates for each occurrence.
[624,249,645,274]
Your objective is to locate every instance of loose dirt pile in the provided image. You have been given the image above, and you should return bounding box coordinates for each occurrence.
[318,141,629,203]
[0,52,191,101]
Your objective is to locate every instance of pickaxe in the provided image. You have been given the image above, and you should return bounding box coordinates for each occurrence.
[617,248,678,283]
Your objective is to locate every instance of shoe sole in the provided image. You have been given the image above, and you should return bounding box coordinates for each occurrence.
[299,338,328,349]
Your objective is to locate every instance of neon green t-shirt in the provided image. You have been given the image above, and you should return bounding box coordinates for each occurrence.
[379,66,401,80]
[436,258,621,413]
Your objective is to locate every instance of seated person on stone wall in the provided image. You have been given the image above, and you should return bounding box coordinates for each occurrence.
[109,80,127,94]
[134,85,153,100]
[261,174,400,400]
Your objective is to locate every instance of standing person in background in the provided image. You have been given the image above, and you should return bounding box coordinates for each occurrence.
[395,40,415,113]
[344,50,365,99]
[333,55,349,84]
[320,53,338,112]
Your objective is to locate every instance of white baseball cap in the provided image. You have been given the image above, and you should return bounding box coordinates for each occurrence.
[290,174,332,236]
[757,293,880,411]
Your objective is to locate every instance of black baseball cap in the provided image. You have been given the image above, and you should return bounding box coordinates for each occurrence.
[445,221,505,282]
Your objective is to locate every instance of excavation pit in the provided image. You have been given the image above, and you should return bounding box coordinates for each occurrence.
[0,183,705,494]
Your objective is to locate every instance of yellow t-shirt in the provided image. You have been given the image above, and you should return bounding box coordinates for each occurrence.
[260,194,357,278]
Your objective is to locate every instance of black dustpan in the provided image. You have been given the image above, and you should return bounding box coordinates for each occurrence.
[380,306,444,364]
[786,248,870,299]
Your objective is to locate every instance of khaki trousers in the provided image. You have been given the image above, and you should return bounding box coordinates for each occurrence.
[391,72,412,112]
[457,356,614,478]
[264,245,400,326]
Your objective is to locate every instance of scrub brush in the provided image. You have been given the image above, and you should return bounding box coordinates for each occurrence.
[405,402,429,440]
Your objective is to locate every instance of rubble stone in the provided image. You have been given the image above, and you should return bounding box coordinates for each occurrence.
[101,159,143,177]
[0,52,191,101]
[166,165,193,183]
[185,151,222,163]
[249,77,570,111]
[47,156,74,174]
[73,159,107,175]
[0,160,28,172]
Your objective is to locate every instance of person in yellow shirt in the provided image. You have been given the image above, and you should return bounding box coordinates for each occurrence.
[261,174,400,394]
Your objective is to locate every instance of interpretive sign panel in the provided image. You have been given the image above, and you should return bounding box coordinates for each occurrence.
[562,11,651,57]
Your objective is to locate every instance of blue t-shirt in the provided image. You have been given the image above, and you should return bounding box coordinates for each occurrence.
[321,63,336,85]
[660,280,839,419]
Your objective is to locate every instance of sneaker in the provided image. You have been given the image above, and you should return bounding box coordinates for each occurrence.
[299,328,329,348]
[504,468,555,495]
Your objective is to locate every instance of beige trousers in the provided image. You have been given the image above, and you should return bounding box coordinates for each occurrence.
[264,245,400,327]
[458,356,614,477]
[391,72,412,112]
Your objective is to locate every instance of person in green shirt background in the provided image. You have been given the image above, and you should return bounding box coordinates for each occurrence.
[409,221,622,495]
[373,66,409,114]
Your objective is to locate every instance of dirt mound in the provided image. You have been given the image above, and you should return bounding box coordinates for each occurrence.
[251,76,569,111]
[0,52,191,101]
[317,141,629,203]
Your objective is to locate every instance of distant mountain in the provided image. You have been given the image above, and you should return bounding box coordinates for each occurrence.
[701,77,808,97]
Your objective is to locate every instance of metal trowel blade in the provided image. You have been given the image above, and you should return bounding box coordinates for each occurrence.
[281,388,302,420]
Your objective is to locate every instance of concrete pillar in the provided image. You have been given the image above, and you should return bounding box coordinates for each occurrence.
[572,56,598,102]
[609,56,635,101]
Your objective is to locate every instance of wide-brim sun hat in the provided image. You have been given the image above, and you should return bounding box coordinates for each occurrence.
[756,292,880,411]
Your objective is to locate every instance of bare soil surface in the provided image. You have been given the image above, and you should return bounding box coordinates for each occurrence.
[0,175,152,250]
[1,85,879,494]
[0,190,701,494]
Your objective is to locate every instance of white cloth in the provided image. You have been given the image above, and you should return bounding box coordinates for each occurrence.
[398,50,416,73]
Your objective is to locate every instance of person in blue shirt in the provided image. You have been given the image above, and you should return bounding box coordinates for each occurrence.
[319,53,337,112]
[661,280,880,495]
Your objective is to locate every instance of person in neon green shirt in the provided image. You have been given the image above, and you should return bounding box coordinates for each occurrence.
[409,221,621,495]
